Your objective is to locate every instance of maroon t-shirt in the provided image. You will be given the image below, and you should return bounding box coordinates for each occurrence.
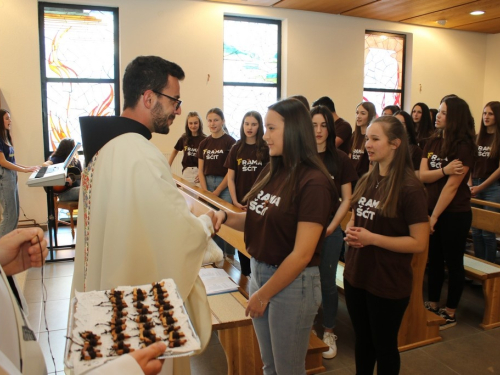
[344,179,428,299]
[473,133,499,179]
[224,142,270,201]
[335,118,353,155]
[410,144,423,171]
[318,149,358,212]
[197,134,236,177]
[350,135,369,178]
[245,165,334,267]
[174,135,206,171]
[422,137,474,212]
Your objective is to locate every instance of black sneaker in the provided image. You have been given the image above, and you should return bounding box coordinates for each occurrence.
[438,309,457,330]
[424,301,440,315]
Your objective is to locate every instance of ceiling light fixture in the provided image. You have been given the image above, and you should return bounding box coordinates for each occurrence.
[470,11,485,15]
[436,20,447,26]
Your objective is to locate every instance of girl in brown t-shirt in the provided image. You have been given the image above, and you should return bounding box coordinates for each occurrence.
[350,102,376,179]
[197,108,236,258]
[420,96,476,330]
[411,102,434,149]
[344,116,429,375]
[224,110,269,275]
[168,111,206,184]
[213,99,337,374]
[311,105,357,359]
[471,101,500,263]
[394,110,423,176]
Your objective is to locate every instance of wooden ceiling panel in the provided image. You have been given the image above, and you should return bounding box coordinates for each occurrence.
[272,0,376,15]
[403,0,500,29]
[342,0,477,21]
[204,0,279,6]
[453,17,500,33]
[202,0,500,33]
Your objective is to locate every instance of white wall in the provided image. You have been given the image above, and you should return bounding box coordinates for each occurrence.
[0,0,494,222]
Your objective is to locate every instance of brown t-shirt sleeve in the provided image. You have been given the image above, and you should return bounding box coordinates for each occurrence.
[410,145,423,171]
[174,136,184,152]
[224,143,238,170]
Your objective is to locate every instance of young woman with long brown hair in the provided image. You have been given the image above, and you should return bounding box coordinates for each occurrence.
[344,116,429,374]
[213,98,337,374]
[420,96,476,330]
[470,101,500,263]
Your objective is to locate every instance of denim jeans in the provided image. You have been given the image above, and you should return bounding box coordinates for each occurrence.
[319,224,343,329]
[471,178,500,263]
[250,258,321,375]
[0,167,19,237]
[206,175,235,256]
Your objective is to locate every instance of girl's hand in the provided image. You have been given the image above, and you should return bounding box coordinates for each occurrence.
[24,166,40,173]
[429,215,438,234]
[470,185,481,197]
[444,159,464,176]
[325,226,335,237]
[234,202,247,210]
[245,291,269,319]
[344,227,374,248]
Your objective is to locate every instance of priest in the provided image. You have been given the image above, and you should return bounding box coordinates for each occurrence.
[71,56,214,375]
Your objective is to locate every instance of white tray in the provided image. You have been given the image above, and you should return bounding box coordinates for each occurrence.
[64,279,200,374]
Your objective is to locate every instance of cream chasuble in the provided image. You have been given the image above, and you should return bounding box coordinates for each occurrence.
[71,132,213,375]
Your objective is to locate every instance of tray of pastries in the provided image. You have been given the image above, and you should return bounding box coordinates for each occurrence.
[64,279,200,374]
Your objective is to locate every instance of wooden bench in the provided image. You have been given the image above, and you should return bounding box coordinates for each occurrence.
[340,211,444,351]
[464,198,500,330]
[175,176,328,375]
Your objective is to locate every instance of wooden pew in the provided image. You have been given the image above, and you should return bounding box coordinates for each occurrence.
[465,198,500,330]
[174,176,328,375]
[340,211,444,351]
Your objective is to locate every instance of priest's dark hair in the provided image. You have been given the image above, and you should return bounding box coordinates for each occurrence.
[122,56,185,110]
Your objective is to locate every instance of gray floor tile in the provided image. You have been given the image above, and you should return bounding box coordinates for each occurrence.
[41,276,73,301]
[28,261,75,280]
[38,329,68,374]
[39,299,70,332]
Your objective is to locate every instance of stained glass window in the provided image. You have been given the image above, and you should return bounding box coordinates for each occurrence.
[223,16,281,138]
[39,3,119,153]
[363,31,405,115]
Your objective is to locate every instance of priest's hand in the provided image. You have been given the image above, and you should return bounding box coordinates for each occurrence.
[0,228,48,276]
[128,342,166,375]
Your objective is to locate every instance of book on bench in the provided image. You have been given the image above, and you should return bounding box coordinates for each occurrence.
[199,268,239,295]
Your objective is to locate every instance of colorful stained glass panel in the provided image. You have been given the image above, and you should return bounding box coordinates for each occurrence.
[44,7,115,79]
[224,20,278,84]
[46,82,115,150]
[364,33,404,90]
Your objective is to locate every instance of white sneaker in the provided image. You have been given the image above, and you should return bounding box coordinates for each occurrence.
[322,332,338,359]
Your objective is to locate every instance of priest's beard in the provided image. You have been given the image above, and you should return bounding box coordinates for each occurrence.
[151,101,174,134]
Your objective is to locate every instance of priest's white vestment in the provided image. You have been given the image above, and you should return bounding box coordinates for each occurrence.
[71,124,213,375]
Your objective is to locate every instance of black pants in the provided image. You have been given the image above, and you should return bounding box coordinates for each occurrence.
[427,210,472,309]
[345,279,409,375]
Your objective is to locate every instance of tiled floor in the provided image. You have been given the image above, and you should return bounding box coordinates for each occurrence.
[23,227,500,374]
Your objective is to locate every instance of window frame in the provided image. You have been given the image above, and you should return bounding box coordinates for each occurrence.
[363,30,406,111]
[38,2,120,158]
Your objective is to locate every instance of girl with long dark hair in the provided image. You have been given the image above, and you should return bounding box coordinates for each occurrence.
[213,99,337,374]
[420,96,476,330]
[344,116,429,374]
[0,109,39,237]
[311,105,357,359]
[168,111,206,184]
[394,110,423,174]
[470,101,500,262]
[225,110,269,275]
[411,102,434,148]
[350,102,376,178]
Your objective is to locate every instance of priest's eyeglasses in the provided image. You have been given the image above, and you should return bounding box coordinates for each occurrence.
[152,90,183,110]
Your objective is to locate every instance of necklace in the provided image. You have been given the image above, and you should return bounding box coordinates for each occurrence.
[376,177,383,189]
